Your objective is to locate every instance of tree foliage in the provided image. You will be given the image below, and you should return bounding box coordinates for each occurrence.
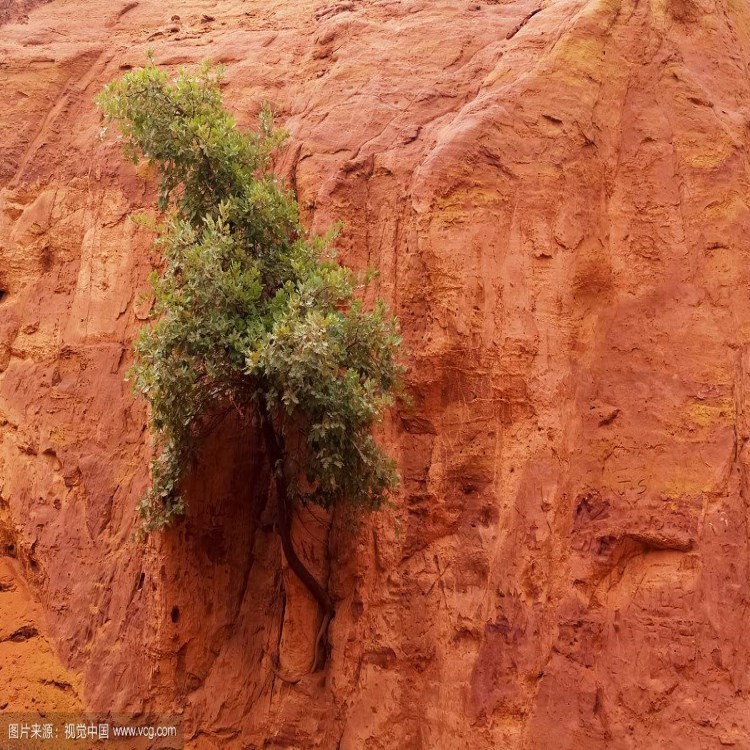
[97,61,404,543]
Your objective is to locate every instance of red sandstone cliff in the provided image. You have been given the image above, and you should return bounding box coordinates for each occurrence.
[2,0,750,747]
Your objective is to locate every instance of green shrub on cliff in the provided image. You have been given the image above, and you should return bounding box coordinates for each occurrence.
[97,61,403,629]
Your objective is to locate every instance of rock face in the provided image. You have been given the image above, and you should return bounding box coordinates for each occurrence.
[0,556,82,716]
[2,0,750,747]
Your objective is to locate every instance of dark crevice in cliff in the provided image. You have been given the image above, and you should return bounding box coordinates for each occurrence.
[269,583,288,688]
[506,7,542,40]
[2,625,39,643]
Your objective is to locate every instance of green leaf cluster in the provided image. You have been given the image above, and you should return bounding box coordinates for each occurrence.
[98,60,404,531]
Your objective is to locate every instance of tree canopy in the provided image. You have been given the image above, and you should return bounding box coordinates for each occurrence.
[98,61,403,633]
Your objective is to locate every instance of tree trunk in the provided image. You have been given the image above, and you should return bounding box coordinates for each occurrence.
[259,404,335,619]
